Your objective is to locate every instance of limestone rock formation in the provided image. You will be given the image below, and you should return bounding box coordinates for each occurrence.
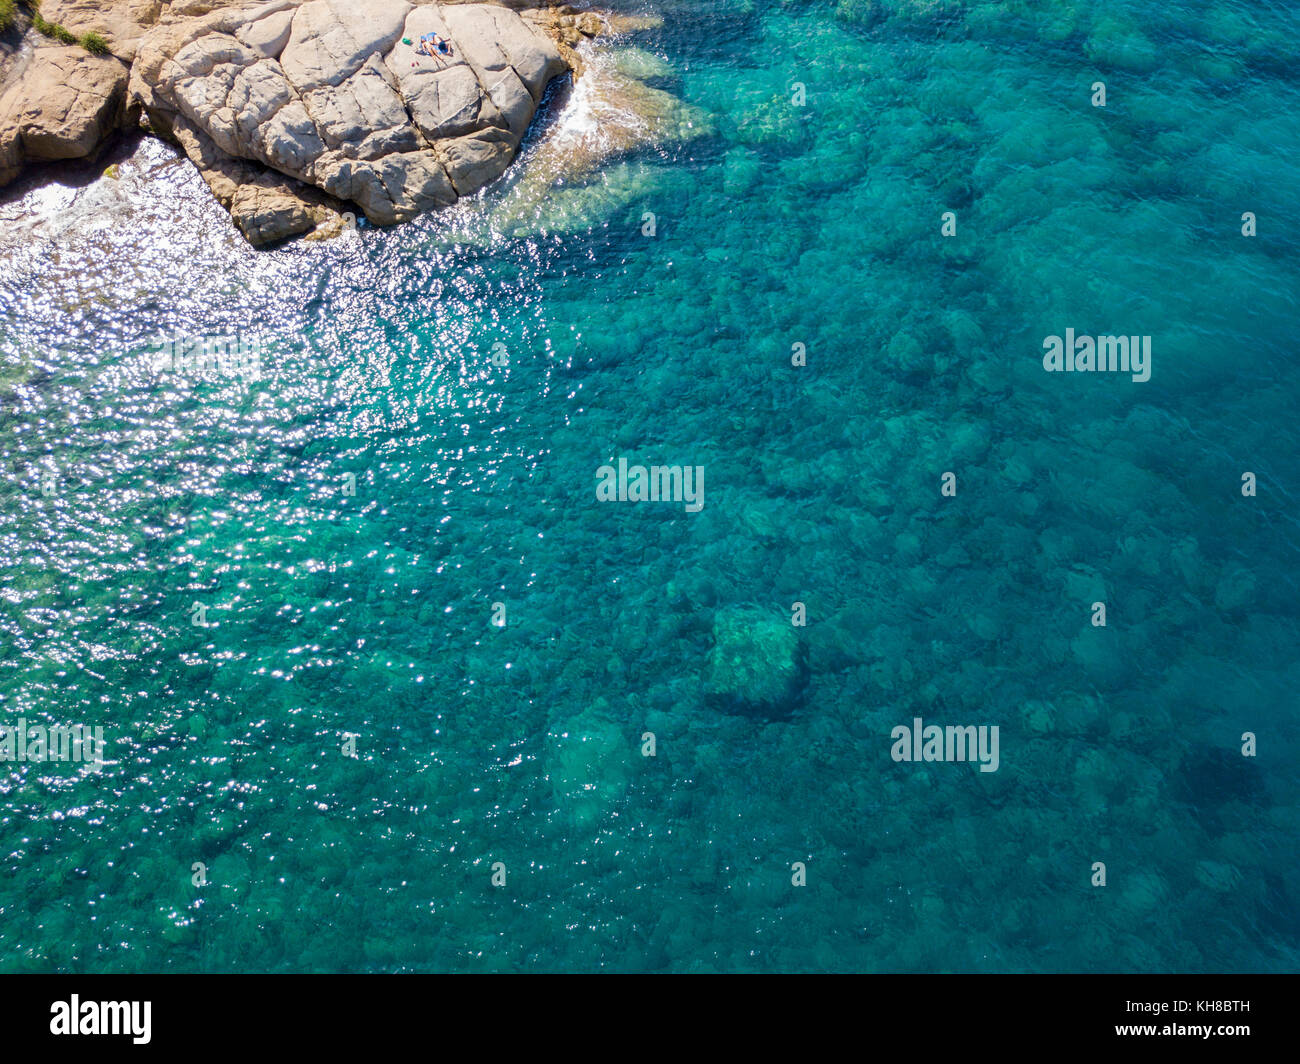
[0,1,689,245]
[127,0,584,241]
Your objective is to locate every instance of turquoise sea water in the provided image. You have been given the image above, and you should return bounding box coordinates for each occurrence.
[1,0,1297,972]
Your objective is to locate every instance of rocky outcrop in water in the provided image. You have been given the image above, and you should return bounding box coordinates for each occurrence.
[0,0,662,244]
[131,0,590,241]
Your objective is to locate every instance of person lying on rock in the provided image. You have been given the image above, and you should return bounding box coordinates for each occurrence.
[414,33,453,62]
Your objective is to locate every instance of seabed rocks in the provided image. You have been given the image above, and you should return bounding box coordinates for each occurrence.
[704,606,809,718]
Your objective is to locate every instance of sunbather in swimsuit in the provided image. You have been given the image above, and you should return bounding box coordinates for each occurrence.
[415,33,452,60]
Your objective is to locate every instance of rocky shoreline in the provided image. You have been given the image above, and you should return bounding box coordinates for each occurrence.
[0,0,655,245]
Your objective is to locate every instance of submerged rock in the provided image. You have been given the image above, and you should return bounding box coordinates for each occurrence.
[484,42,711,238]
[704,607,808,717]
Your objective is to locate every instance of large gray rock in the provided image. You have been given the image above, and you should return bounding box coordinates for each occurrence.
[129,0,575,239]
[0,0,674,244]
[166,108,343,245]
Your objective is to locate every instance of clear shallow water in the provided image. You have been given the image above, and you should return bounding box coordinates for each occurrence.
[0,0,1297,972]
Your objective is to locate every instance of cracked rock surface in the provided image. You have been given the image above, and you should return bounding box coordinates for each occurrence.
[1,1,609,244]
[129,0,578,241]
